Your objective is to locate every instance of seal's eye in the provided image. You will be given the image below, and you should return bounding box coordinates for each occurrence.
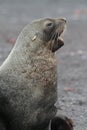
[43,20,54,33]
[46,22,53,27]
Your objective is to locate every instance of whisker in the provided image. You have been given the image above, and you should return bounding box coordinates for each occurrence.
[57,32,59,41]
[52,33,57,41]
[51,33,56,41]
[55,33,58,41]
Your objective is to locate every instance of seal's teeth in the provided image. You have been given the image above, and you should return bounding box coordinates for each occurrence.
[58,37,64,42]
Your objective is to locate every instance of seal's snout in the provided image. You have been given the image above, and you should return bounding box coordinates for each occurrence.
[49,18,67,52]
[55,18,67,25]
[59,18,67,23]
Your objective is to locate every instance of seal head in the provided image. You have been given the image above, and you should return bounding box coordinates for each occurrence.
[30,18,66,53]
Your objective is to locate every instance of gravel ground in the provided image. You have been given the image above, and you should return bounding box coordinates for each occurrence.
[0,0,87,129]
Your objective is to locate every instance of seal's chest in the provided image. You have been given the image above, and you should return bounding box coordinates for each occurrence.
[29,58,56,86]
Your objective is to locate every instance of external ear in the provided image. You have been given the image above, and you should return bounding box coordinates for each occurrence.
[49,115,73,130]
[31,35,37,41]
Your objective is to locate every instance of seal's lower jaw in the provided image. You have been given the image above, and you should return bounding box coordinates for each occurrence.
[51,37,64,53]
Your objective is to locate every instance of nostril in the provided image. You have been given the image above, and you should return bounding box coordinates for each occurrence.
[60,18,67,23]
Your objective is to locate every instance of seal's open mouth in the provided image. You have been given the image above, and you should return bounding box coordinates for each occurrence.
[50,30,65,52]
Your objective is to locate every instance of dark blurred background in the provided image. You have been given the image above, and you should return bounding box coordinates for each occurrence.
[0,0,87,129]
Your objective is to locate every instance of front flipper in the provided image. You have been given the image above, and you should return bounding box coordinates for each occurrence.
[0,118,6,130]
[49,115,73,130]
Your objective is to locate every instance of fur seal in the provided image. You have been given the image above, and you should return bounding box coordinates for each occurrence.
[0,18,66,130]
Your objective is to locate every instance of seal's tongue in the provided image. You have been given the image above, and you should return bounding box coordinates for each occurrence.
[51,37,64,52]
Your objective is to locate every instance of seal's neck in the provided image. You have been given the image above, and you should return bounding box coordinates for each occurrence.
[1,27,55,73]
